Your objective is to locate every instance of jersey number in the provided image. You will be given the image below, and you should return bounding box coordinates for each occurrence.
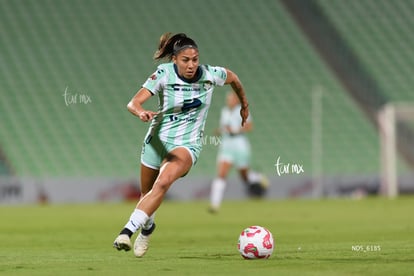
[182,98,202,112]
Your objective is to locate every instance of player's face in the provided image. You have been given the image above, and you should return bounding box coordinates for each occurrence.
[173,48,199,79]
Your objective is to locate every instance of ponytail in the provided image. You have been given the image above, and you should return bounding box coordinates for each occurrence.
[153,33,198,61]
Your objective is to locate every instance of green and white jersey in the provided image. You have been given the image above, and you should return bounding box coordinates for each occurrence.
[217,104,252,168]
[142,63,227,145]
[219,104,252,139]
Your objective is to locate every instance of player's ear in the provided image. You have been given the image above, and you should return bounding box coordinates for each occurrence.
[172,55,177,64]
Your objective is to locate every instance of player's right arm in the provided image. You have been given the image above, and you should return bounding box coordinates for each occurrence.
[127,88,158,122]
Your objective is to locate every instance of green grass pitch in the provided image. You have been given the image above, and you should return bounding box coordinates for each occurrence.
[1,197,413,275]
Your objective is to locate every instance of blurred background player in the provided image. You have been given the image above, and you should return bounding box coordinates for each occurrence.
[209,91,268,213]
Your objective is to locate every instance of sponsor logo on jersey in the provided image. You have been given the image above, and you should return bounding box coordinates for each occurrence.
[203,81,212,91]
[172,84,201,92]
[182,98,202,112]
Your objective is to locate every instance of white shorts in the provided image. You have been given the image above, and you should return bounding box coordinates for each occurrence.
[217,135,251,168]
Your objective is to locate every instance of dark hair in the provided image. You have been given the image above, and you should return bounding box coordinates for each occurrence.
[153,33,198,61]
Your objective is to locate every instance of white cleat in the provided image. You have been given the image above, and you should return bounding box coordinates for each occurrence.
[134,233,151,257]
[134,223,156,257]
[113,234,132,251]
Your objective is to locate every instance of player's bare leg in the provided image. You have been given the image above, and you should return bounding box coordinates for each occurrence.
[134,148,192,256]
[114,147,192,255]
[137,147,192,215]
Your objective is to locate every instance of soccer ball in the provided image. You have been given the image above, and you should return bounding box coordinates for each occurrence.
[237,225,274,259]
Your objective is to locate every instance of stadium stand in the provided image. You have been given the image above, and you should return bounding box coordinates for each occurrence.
[315,0,414,171]
[1,0,410,179]
[317,0,414,102]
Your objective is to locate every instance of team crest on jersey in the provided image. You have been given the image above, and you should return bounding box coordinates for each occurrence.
[149,74,157,80]
[203,81,213,91]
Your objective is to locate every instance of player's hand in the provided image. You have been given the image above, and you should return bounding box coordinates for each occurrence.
[138,110,158,122]
[240,105,249,127]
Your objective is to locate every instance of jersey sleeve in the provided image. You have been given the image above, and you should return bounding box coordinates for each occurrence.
[142,65,167,95]
[209,66,227,86]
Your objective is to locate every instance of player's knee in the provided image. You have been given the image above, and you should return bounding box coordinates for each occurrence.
[153,176,174,193]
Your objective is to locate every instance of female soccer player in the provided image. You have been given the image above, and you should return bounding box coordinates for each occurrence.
[209,91,267,213]
[113,33,249,257]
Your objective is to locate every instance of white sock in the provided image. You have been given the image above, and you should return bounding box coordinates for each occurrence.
[247,171,261,183]
[210,178,226,209]
[124,209,149,234]
[143,213,156,230]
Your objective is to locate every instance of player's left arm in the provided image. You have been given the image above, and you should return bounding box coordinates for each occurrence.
[224,69,249,126]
